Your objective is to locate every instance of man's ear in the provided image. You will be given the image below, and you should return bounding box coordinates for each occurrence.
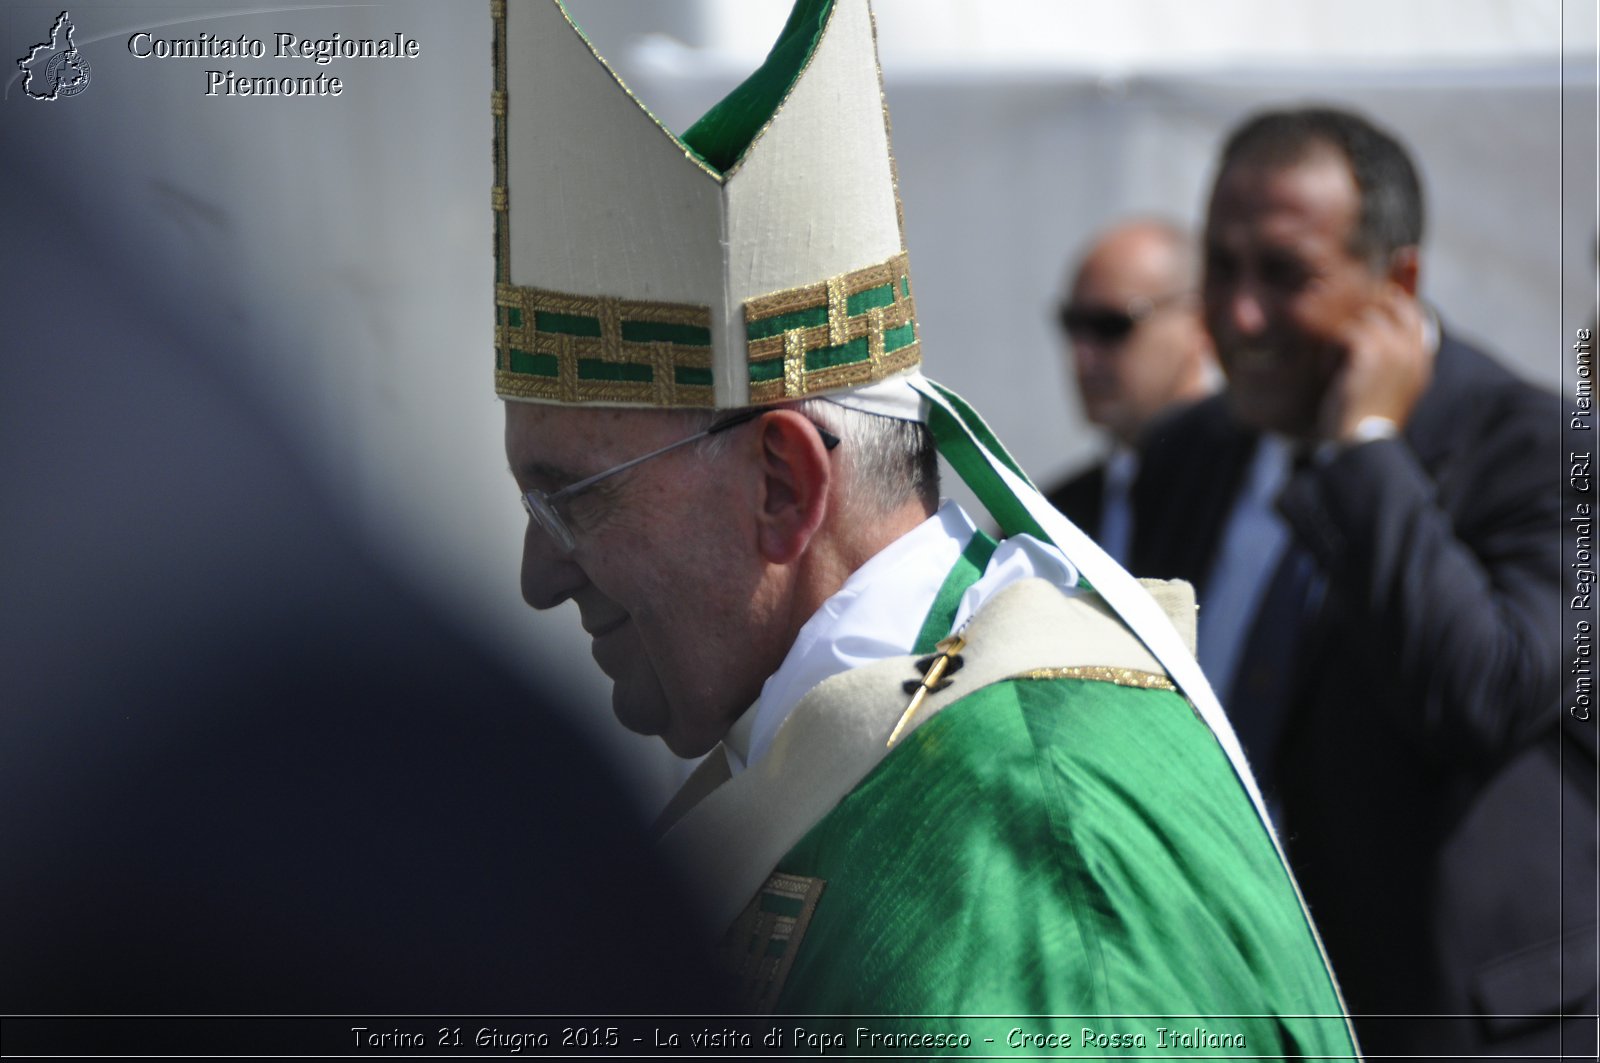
[753,409,833,565]
[1387,245,1420,296]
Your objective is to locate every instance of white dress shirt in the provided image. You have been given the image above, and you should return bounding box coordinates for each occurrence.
[1196,435,1295,702]
[1098,446,1139,565]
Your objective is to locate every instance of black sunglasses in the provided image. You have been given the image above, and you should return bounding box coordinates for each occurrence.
[1057,291,1191,345]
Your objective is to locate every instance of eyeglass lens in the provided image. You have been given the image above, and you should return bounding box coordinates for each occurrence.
[1058,305,1137,344]
[522,493,577,554]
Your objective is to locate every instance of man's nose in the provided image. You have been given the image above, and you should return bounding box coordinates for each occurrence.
[1073,338,1111,376]
[520,527,585,610]
[1219,281,1267,338]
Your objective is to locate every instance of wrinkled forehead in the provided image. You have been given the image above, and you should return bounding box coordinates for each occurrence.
[504,401,696,477]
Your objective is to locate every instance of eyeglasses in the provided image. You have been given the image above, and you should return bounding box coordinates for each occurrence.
[521,408,840,555]
[1057,291,1192,345]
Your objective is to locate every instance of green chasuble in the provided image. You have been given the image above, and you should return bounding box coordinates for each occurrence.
[665,578,1359,1057]
[769,677,1356,1055]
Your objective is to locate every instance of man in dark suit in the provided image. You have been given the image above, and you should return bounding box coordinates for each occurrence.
[1045,220,1217,561]
[1131,106,1594,1059]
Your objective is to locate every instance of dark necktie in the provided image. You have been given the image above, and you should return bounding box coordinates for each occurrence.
[1226,532,1322,802]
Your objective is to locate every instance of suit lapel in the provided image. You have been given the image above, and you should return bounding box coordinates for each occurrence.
[1403,331,1477,480]
[1132,396,1259,592]
[1046,463,1106,538]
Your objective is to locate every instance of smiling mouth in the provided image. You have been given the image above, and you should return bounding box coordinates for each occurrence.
[1229,346,1281,372]
[584,614,628,639]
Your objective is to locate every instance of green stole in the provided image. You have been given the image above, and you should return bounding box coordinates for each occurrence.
[910,528,997,654]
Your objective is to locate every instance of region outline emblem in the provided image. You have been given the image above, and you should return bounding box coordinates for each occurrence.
[18,11,92,101]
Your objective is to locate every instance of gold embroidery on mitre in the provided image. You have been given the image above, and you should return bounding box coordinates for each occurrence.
[1015,666,1177,692]
[744,251,920,404]
[649,341,674,407]
[499,0,723,191]
[825,274,849,347]
[868,7,909,248]
[494,284,715,407]
[491,2,719,409]
[491,2,509,295]
[719,872,826,1013]
[866,305,886,377]
[783,330,807,398]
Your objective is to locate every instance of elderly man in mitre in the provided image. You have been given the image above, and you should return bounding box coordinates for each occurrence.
[489,0,1361,1052]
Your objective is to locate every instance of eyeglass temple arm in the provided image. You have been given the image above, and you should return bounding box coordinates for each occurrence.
[543,408,768,505]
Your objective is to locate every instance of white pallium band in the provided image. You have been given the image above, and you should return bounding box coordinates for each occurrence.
[907,376,1358,1041]
[908,378,1269,825]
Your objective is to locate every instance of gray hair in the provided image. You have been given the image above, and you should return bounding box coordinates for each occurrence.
[692,400,939,516]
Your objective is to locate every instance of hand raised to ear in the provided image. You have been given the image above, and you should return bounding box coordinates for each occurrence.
[1318,283,1432,443]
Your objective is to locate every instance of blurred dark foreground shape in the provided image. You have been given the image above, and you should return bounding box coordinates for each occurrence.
[0,167,722,1016]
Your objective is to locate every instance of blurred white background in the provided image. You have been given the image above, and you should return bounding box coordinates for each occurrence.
[4,0,1595,807]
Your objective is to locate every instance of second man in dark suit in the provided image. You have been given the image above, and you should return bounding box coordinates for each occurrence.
[1132,106,1590,1058]
[1046,219,1218,560]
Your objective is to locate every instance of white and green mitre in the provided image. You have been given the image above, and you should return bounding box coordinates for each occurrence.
[491,0,1284,841]
[492,0,914,410]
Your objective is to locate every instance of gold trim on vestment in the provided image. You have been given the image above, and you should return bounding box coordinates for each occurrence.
[719,872,826,1013]
[1015,666,1177,692]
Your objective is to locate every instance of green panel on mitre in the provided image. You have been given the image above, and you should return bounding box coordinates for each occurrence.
[680,0,834,174]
